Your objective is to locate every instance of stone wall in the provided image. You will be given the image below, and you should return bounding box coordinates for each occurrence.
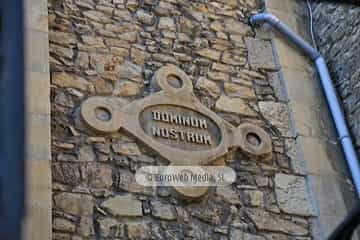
[313,2,360,152]
[49,0,317,239]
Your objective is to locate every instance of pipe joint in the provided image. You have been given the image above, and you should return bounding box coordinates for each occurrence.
[250,13,279,27]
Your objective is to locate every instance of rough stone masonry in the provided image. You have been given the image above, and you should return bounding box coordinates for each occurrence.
[49,0,317,239]
[313,2,360,155]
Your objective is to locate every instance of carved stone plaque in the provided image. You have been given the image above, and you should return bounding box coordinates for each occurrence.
[140,105,221,151]
[80,65,272,199]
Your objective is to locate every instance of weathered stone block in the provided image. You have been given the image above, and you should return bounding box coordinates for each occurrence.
[158,17,176,31]
[195,77,221,98]
[267,71,287,102]
[207,71,230,82]
[215,95,257,117]
[224,19,252,35]
[259,101,293,137]
[275,173,317,216]
[117,61,143,81]
[78,217,94,237]
[97,218,124,238]
[246,208,308,236]
[112,142,141,156]
[83,10,111,23]
[215,186,241,205]
[52,72,94,92]
[101,194,143,217]
[245,38,279,70]
[54,193,94,216]
[127,222,152,240]
[151,201,176,220]
[53,218,76,233]
[78,145,96,162]
[115,169,153,195]
[196,49,221,61]
[85,163,113,189]
[52,163,81,185]
[25,0,48,32]
[49,31,77,46]
[113,81,141,97]
[136,9,155,25]
[244,190,264,207]
[224,82,256,99]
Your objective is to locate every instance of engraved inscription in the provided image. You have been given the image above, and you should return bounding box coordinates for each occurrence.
[152,111,208,129]
[140,105,221,151]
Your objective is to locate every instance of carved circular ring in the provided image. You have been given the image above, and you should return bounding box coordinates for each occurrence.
[236,123,272,157]
[169,165,209,200]
[81,97,122,133]
[152,65,193,95]
[173,184,209,200]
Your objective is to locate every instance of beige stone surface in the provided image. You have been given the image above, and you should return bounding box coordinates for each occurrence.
[26,114,51,161]
[267,0,359,238]
[26,71,50,115]
[24,0,51,239]
[290,100,325,138]
[25,0,48,32]
[282,68,320,104]
[26,29,49,73]
[24,116,51,235]
[298,137,341,175]
[23,161,51,239]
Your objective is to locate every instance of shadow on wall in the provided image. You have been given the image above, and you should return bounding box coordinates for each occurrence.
[316,0,360,5]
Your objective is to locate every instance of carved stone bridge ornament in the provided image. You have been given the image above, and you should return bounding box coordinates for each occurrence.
[80,65,272,199]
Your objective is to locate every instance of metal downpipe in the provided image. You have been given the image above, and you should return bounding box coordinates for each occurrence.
[250,13,360,198]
